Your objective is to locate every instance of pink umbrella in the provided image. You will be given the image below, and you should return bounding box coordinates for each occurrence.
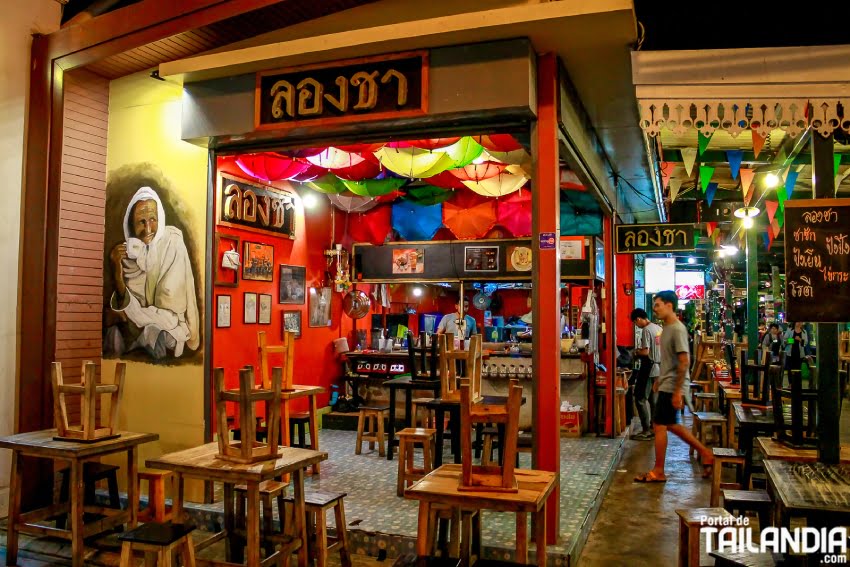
[289,164,329,182]
[497,190,532,236]
[442,190,497,240]
[234,153,310,181]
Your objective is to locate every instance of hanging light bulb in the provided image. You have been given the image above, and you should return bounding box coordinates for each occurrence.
[764,173,780,188]
[742,216,754,229]
[734,206,759,230]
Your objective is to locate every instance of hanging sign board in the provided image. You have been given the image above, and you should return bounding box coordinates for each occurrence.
[615,223,695,254]
[255,51,428,130]
[216,172,296,239]
[784,198,850,322]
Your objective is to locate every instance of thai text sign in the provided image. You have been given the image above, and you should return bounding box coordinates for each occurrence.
[216,173,296,239]
[784,198,850,322]
[255,52,427,129]
[615,223,694,254]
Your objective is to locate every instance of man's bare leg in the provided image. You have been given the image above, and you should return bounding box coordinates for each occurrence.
[651,423,668,477]
[668,423,713,463]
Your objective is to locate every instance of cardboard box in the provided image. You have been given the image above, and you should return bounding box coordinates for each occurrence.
[559,409,583,437]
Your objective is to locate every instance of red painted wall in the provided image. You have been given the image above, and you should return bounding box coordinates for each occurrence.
[616,253,635,347]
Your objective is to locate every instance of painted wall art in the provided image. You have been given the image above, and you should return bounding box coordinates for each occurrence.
[279,264,306,304]
[308,287,332,328]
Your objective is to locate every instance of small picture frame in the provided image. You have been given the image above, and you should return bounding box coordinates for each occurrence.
[243,242,274,282]
[309,287,333,328]
[279,264,306,304]
[258,294,272,325]
[282,310,302,339]
[216,295,232,328]
[244,292,258,324]
[214,234,240,287]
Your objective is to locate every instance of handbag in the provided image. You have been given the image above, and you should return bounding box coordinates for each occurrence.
[222,249,240,270]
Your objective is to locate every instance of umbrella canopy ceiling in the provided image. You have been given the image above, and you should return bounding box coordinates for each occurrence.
[442,190,497,239]
[560,190,602,236]
[391,201,443,241]
[496,190,532,237]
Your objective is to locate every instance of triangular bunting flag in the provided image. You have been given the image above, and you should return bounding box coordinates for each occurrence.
[669,178,682,202]
[681,148,698,177]
[835,154,842,177]
[785,170,799,200]
[777,186,787,210]
[771,218,781,238]
[727,150,744,180]
[775,206,785,228]
[765,201,779,224]
[752,131,766,158]
[740,168,755,204]
[698,131,713,155]
[706,221,717,236]
[767,229,774,251]
[706,182,718,206]
[700,165,715,192]
[660,161,675,189]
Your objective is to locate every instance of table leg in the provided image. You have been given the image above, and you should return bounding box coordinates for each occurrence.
[71,460,85,567]
[387,386,398,461]
[516,512,528,563]
[434,407,446,468]
[282,399,293,483]
[534,505,547,567]
[309,394,321,475]
[452,408,462,464]
[404,388,413,429]
[127,446,139,528]
[224,482,240,563]
[246,481,261,567]
[740,427,754,489]
[294,468,308,567]
[5,452,22,566]
[416,501,432,557]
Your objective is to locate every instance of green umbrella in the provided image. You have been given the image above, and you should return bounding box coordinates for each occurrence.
[405,185,453,206]
[341,177,407,197]
[444,136,484,168]
[303,174,346,194]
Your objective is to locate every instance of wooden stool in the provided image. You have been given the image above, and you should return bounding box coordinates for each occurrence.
[397,427,436,496]
[289,411,311,448]
[676,508,734,567]
[691,412,726,457]
[138,469,173,523]
[423,504,479,562]
[234,479,288,557]
[710,550,784,566]
[356,406,388,456]
[721,489,772,531]
[393,555,461,567]
[57,462,121,530]
[710,447,746,506]
[614,387,627,435]
[118,521,196,567]
[694,392,718,412]
[283,490,351,567]
[411,397,435,428]
[480,426,500,466]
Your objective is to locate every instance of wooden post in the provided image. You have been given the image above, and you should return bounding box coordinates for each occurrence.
[746,228,759,363]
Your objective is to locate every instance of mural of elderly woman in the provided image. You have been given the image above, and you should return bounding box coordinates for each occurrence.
[105,186,200,360]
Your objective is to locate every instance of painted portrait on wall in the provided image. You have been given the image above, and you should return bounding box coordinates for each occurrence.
[103,163,203,363]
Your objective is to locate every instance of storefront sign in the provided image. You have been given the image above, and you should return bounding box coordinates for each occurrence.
[539,232,557,249]
[615,223,694,254]
[255,51,428,130]
[784,199,850,322]
[216,173,296,239]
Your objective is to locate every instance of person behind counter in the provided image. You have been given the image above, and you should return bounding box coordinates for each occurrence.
[437,298,478,339]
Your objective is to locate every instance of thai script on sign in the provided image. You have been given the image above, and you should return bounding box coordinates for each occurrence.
[793,227,817,243]
[802,208,838,223]
[819,266,850,283]
[826,234,850,255]
[789,276,814,298]
[616,223,694,254]
[792,247,821,268]
[217,173,296,239]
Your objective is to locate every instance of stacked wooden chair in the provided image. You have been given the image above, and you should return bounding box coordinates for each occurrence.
[51,360,125,442]
[258,330,295,390]
[770,353,818,448]
[408,331,439,427]
[214,365,281,464]
[438,334,483,403]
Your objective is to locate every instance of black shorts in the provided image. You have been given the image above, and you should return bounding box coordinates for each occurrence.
[653,391,679,426]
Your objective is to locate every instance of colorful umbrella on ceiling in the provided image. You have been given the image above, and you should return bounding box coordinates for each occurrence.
[375,190,405,204]
[306,147,367,170]
[332,159,382,181]
[443,190,497,239]
[341,177,407,197]
[405,185,453,206]
[391,201,443,241]
[284,147,324,158]
[485,148,532,167]
[463,172,528,197]
[303,175,347,194]
[560,191,602,236]
[449,161,507,182]
[234,153,310,181]
[350,205,392,245]
[497,190,532,236]
[327,194,378,213]
[423,170,467,189]
[443,137,484,168]
[289,164,328,182]
[389,137,461,150]
[336,143,384,153]
[476,134,523,152]
[375,147,456,178]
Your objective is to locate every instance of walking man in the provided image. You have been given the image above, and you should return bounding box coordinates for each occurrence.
[630,308,661,440]
[635,291,713,482]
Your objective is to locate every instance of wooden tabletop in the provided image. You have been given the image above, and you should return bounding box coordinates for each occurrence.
[756,437,850,463]
[733,402,774,426]
[765,459,850,514]
[383,376,440,387]
[404,464,556,513]
[282,384,325,399]
[0,429,158,459]
[147,443,327,483]
[345,351,409,359]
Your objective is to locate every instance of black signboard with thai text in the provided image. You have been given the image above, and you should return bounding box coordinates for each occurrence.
[255,51,427,130]
[615,223,695,254]
[216,173,296,239]
[784,199,850,322]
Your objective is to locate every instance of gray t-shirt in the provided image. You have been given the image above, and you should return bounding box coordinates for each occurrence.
[657,319,690,393]
[636,322,662,378]
[437,314,477,339]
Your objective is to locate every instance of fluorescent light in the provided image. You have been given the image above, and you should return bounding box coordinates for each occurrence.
[687,257,696,264]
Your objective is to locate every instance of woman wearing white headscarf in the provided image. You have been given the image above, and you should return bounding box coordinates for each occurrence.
[107,186,199,359]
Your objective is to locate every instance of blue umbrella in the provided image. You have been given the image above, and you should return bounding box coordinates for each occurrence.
[560,191,602,236]
[391,202,443,241]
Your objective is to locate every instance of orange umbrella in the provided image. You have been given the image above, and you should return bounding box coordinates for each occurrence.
[442,190,497,240]
[449,161,507,182]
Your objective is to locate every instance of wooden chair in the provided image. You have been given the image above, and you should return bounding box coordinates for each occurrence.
[138,469,174,523]
[118,522,196,567]
[740,349,770,407]
[770,358,817,448]
[282,490,352,567]
[52,360,124,442]
[408,331,438,381]
[676,508,734,567]
[710,447,745,507]
[459,379,522,493]
[356,406,388,456]
[214,365,281,464]
[438,334,483,403]
[396,427,436,496]
[56,462,121,530]
[258,330,295,390]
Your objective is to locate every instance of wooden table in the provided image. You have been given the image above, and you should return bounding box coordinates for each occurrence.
[405,464,557,567]
[717,382,741,447]
[383,376,441,460]
[732,403,776,488]
[281,385,325,474]
[765,459,850,529]
[756,437,850,463]
[0,429,158,567]
[148,443,327,567]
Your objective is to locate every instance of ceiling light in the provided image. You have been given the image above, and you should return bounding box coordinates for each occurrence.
[412,287,423,298]
[302,192,318,209]
[742,216,754,229]
[721,245,739,256]
[688,257,696,264]
[764,173,780,188]
[734,206,760,219]
[717,249,727,258]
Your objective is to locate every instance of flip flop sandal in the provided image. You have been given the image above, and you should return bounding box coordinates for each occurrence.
[701,463,714,478]
[634,471,667,483]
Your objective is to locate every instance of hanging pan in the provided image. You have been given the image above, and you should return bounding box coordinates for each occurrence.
[342,290,371,319]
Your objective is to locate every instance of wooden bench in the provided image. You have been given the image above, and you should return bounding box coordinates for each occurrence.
[721,489,772,531]
[397,427,436,496]
[676,507,734,567]
[710,448,746,507]
[118,521,196,567]
[356,405,389,456]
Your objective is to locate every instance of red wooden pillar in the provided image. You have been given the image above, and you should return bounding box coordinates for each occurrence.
[602,216,615,436]
[532,52,561,542]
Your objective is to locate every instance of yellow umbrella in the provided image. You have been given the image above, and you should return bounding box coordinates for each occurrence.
[442,136,484,168]
[374,147,456,178]
[462,172,528,197]
[485,148,532,167]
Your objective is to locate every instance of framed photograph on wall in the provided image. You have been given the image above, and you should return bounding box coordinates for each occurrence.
[214,234,240,287]
[282,310,302,339]
[258,294,272,325]
[216,295,232,328]
[244,292,258,324]
[308,287,332,328]
[279,264,306,304]
[243,242,274,282]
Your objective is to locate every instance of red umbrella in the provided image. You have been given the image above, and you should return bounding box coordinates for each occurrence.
[388,137,461,150]
[350,205,392,245]
[234,153,310,181]
[289,164,328,182]
[442,190,497,239]
[449,161,507,182]
[375,190,405,204]
[476,134,523,152]
[333,159,382,181]
[423,170,467,189]
[497,190,532,236]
